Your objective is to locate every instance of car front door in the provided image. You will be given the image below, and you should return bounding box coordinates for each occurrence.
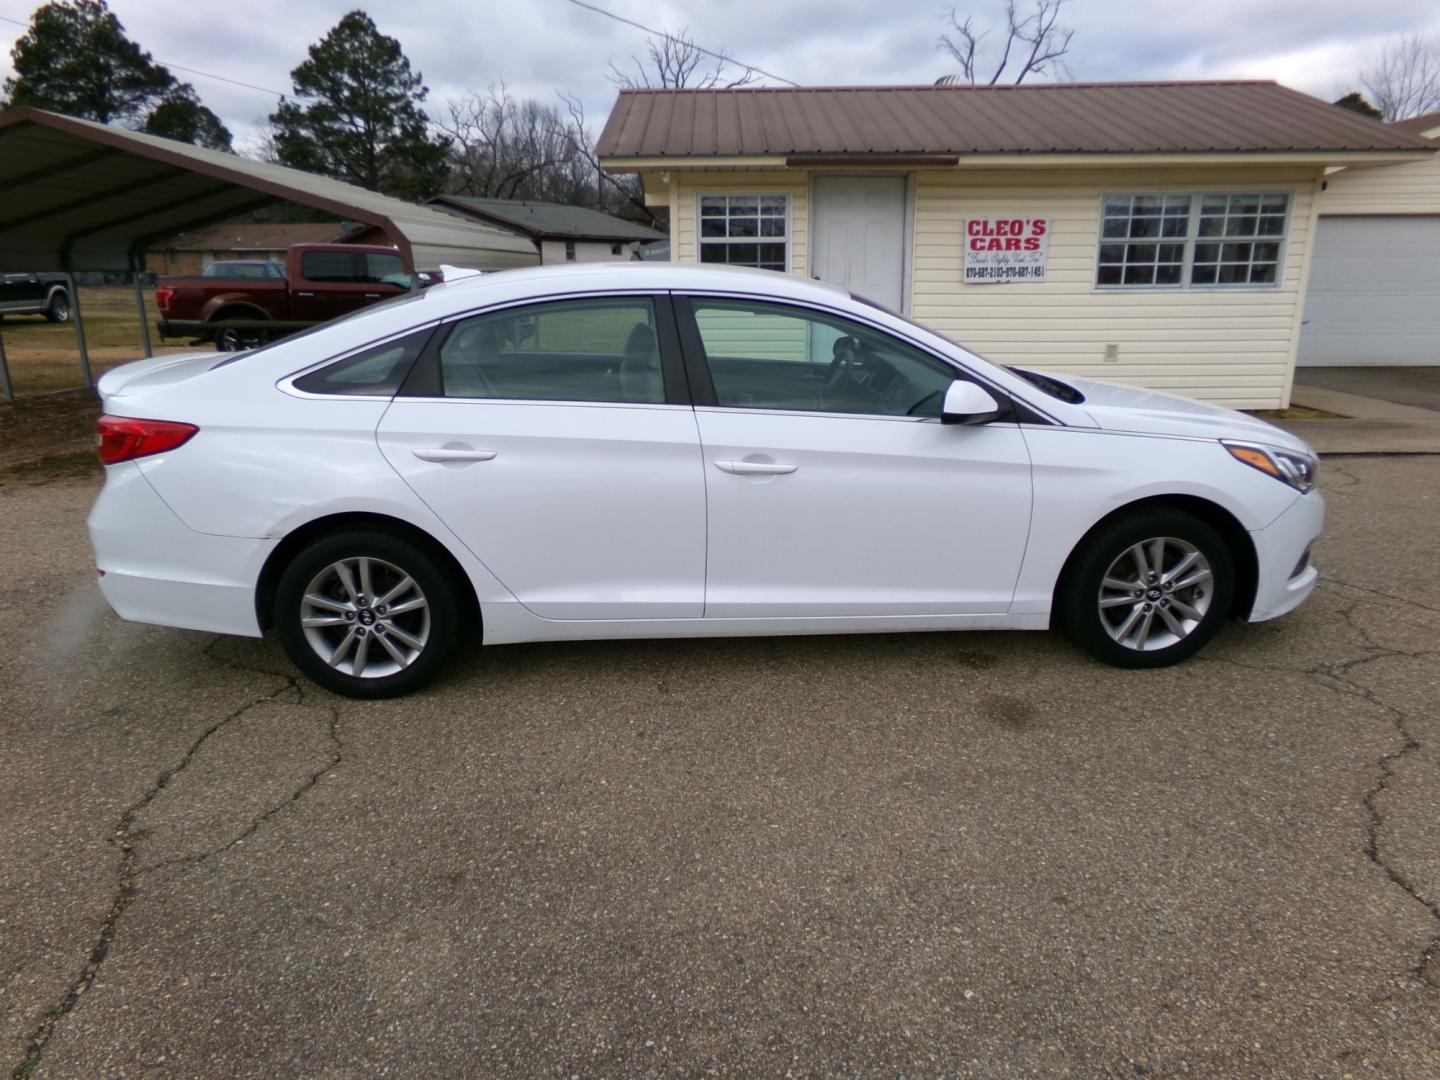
[0,272,41,315]
[677,296,1033,618]
[377,294,706,620]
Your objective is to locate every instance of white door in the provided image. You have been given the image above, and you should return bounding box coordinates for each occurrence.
[1298,216,1440,366]
[812,176,907,312]
[683,297,1032,617]
[377,296,707,620]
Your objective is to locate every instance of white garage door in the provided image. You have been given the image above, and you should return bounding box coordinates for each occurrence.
[1298,216,1440,366]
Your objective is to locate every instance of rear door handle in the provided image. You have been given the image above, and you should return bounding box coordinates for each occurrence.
[296,291,315,297]
[413,448,498,462]
[714,459,797,475]
[364,293,380,299]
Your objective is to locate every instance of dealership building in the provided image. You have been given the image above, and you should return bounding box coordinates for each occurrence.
[599,82,1438,409]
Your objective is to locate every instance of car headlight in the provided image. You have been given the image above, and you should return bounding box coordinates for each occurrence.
[1222,441,1317,493]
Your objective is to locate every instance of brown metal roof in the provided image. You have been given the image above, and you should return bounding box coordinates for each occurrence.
[1391,110,1440,137]
[155,222,346,252]
[598,82,1437,160]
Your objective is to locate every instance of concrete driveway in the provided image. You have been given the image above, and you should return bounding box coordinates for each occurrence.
[2,459,1437,1077]
[1296,367,1440,414]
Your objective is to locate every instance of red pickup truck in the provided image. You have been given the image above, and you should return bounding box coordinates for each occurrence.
[155,243,415,350]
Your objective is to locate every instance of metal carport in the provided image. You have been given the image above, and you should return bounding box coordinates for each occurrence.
[0,107,539,396]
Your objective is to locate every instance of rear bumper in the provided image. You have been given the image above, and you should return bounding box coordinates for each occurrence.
[87,463,273,637]
[1248,490,1325,623]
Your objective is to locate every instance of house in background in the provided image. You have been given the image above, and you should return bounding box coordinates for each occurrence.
[149,223,348,275]
[598,82,1436,409]
[1299,109,1440,367]
[426,196,665,264]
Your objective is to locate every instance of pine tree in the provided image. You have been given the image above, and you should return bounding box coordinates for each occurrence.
[4,0,173,124]
[269,11,450,199]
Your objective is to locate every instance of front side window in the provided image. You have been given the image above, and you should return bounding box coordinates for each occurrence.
[364,251,406,285]
[689,299,958,418]
[440,297,664,404]
[1097,192,1289,288]
[699,194,788,271]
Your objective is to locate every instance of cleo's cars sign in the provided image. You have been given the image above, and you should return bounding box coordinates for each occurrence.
[965,217,1049,283]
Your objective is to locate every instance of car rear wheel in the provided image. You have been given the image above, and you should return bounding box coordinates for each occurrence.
[214,325,268,351]
[1059,508,1234,668]
[274,530,463,698]
[44,289,70,323]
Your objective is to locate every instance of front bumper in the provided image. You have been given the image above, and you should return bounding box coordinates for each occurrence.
[1247,490,1325,623]
[88,462,274,637]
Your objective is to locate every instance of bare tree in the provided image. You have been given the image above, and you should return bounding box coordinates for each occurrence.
[558,92,655,227]
[437,84,657,227]
[607,28,756,90]
[438,84,594,203]
[936,0,1074,86]
[1360,33,1440,121]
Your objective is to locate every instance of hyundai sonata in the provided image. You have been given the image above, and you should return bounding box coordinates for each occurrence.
[88,264,1322,697]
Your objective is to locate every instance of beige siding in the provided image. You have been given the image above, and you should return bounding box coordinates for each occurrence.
[662,165,1324,410]
[1315,153,1440,215]
[910,168,1321,410]
[672,171,809,277]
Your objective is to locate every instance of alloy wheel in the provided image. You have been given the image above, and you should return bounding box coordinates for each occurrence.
[299,556,431,678]
[1097,536,1213,652]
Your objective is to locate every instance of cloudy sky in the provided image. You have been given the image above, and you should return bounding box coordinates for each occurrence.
[3,0,1440,153]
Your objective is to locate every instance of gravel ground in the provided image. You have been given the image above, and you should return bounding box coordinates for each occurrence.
[0,458,1436,1078]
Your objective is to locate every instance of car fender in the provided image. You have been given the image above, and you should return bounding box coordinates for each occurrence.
[1010,428,1300,616]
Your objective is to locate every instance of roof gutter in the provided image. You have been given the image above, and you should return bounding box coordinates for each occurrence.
[601,149,1436,172]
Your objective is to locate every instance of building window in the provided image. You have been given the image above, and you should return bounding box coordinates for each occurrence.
[564,241,576,261]
[1097,192,1289,289]
[699,194,788,271]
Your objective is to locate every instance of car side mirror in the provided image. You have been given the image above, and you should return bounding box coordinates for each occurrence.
[941,380,1002,425]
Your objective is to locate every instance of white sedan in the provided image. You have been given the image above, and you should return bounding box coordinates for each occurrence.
[88,264,1322,698]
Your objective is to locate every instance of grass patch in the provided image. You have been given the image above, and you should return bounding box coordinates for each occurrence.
[0,285,195,397]
[1247,405,1348,421]
[0,447,101,486]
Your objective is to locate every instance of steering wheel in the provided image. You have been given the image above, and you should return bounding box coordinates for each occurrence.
[822,336,859,402]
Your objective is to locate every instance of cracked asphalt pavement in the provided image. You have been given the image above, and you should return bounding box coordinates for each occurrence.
[1,457,1437,1077]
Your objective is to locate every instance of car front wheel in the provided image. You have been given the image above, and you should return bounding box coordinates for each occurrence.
[1059,508,1235,668]
[274,530,463,698]
[44,289,70,323]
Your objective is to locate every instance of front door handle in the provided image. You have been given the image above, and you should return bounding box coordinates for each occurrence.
[413,448,498,462]
[714,459,797,475]
[296,291,316,297]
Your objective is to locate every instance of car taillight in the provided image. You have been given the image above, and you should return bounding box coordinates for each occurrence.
[97,415,198,464]
[155,287,174,314]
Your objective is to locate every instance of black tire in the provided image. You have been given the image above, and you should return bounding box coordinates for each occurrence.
[1058,507,1234,669]
[274,529,465,698]
[44,289,70,323]
[214,324,268,352]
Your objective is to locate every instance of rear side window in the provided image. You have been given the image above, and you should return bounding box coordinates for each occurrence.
[439,297,664,404]
[300,250,358,282]
[292,330,431,396]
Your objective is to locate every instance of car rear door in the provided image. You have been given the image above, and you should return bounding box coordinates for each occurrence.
[676,295,1034,618]
[292,249,407,322]
[377,293,706,620]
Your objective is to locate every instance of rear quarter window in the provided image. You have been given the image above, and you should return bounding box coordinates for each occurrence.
[291,330,432,396]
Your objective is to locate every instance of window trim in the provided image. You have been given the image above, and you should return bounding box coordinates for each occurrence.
[1093,189,1293,292]
[695,191,792,273]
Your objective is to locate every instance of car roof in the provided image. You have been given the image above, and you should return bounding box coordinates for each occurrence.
[423,262,850,315]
